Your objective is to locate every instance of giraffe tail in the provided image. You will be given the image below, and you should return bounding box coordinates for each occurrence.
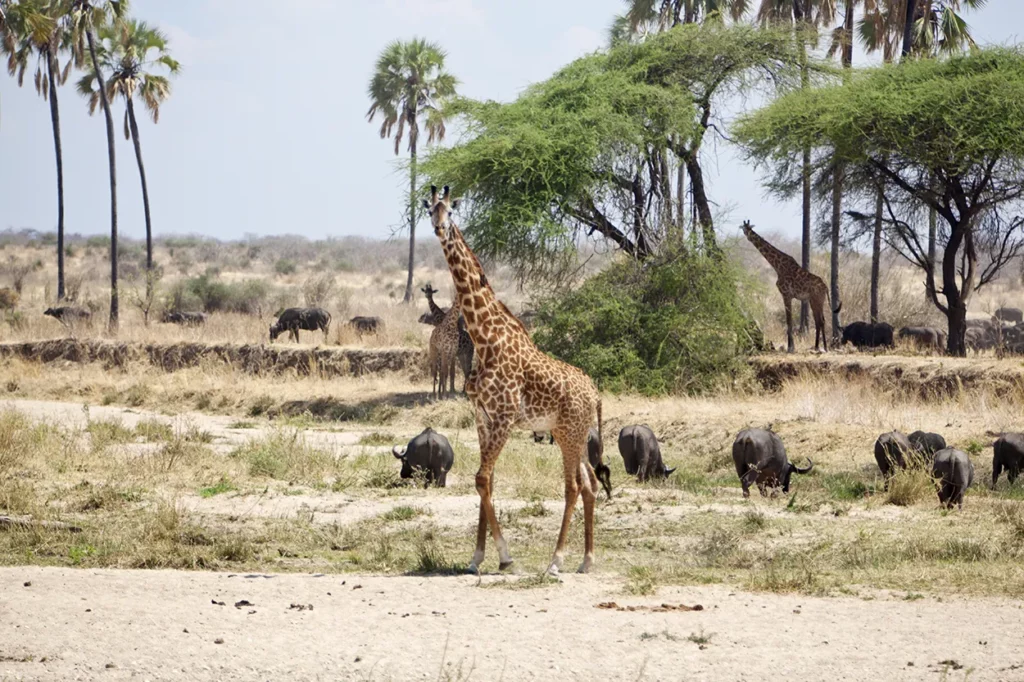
[595,397,612,501]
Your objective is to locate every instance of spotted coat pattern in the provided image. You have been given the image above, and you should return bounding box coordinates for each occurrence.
[741,220,835,353]
[422,285,474,393]
[424,185,602,576]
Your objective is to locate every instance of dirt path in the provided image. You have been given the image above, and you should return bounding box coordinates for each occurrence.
[1,568,1020,682]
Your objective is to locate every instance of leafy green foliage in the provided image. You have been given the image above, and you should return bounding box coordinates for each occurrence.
[167,274,272,315]
[533,251,759,395]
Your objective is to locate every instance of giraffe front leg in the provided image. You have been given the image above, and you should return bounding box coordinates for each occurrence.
[470,419,514,573]
[578,462,597,574]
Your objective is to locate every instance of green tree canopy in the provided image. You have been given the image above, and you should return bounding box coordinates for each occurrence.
[734,48,1024,355]
[423,23,807,281]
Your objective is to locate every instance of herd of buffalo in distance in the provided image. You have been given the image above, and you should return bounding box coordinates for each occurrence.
[391,423,1024,511]
[842,306,1024,352]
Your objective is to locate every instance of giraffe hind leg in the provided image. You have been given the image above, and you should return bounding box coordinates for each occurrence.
[784,298,795,353]
[548,426,586,576]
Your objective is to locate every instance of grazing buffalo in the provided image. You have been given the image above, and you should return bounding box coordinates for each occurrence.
[349,316,384,335]
[992,433,1024,487]
[996,307,1024,324]
[841,321,894,349]
[898,326,946,351]
[618,425,675,482]
[931,448,974,509]
[908,430,946,457]
[532,429,612,499]
[874,430,915,486]
[392,428,454,488]
[161,311,207,326]
[269,307,331,343]
[731,428,813,498]
[43,306,91,325]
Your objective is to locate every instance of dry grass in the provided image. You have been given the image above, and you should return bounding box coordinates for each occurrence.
[0,360,1023,597]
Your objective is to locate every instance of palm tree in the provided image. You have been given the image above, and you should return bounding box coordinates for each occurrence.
[758,0,836,333]
[5,0,71,301]
[367,38,457,304]
[78,18,178,319]
[67,0,125,332]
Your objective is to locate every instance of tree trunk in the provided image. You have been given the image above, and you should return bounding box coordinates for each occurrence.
[676,159,685,236]
[798,27,811,333]
[46,53,65,302]
[403,134,417,304]
[870,187,883,322]
[86,28,117,332]
[126,97,154,322]
[685,156,717,255]
[830,162,842,340]
[941,221,970,357]
[946,299,967,356]
[901,0,916,58]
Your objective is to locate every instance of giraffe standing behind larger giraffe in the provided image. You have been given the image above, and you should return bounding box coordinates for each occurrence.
[424,185,608,576]
[741,220,841,353]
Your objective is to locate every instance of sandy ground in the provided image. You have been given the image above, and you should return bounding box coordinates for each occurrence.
[1,568,1022,682]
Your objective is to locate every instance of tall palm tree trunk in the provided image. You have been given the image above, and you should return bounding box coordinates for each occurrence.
[796,3,811,333]
[85,28,118,332]
[45,52,65,302]
[830,163,842,340]
[126,97,153,320]
[901,0,916,58]
[404,135,417,304]
[870,187,883,322]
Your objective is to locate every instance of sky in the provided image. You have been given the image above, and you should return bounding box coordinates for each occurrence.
[0,0,1021,246]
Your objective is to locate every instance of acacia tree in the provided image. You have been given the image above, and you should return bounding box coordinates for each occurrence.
[736,48,1024,356]
[423,24,804,279]
[366,39,457,304]
[3,0,70,300]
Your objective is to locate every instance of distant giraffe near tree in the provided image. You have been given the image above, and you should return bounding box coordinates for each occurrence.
[741,220,840,353]
[421,284,474,393]
[423,185,609,576]
[427,296,461,400]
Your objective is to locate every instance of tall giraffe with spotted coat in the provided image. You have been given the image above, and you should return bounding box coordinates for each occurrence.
[742,220,840,353]
[424,185,607,576]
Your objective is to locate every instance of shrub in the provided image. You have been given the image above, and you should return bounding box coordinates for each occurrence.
[167,274,272,316]
[533,250,761,395]
[0,287,19,311]
[275,259,298,275]
[303,273,336,307]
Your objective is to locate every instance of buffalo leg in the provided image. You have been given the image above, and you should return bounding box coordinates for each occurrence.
[993,459,1003,488]
[740,468,758,498]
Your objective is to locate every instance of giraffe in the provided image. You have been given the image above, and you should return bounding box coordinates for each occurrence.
[421,284,475,394]
[741,220,840,353]
[427,300,461,400]
[423,185,608,576]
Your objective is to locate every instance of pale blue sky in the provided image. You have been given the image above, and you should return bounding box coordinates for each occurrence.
[0,0,1020,245]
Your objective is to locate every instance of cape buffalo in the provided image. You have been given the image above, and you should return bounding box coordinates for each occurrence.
[908,430,946,457]
[841,321,894,349]
[392,428,454,488]
[732,428,813,498]
[992,433,1024,487]
[898,326,946,351]
[874,430,915,486]
[533,429,612,499]
[43,306,91,325]
[349,316,384,335]
[161,311,207,326]
[996,307,1024,324]
[269,307,331,343]
[618,425,675,482]
[932,448,974,509]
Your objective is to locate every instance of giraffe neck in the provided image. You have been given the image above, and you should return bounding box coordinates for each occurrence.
[424,292,447,320]
[438,225,519,344]
[745,227,796,276]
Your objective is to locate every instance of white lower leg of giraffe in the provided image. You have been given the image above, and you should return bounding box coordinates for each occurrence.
[468,549,485,574]
[496,537,513,569]
[546,553,564,577]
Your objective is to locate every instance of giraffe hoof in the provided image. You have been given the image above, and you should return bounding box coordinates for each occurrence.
[577,558,593,574]
[467,562,481,576]
[498,559,515,571]
[545,564,560,578]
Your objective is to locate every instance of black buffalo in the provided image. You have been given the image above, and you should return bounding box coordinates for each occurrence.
[392,427,454,487]
[532,428,612,500]
[269,307,331,343]
[908,430,946,457]
[43,306,91,325]
[618,425,675,482]
[898,326,946,351]
[874,430,915,486]
[995,307,1024,324]
[731,428,813,498]
[992,433,1024,487]
[841,321,894,349]
[932,448,974,509]
[161,311,207,326]
[349,316,384,335]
